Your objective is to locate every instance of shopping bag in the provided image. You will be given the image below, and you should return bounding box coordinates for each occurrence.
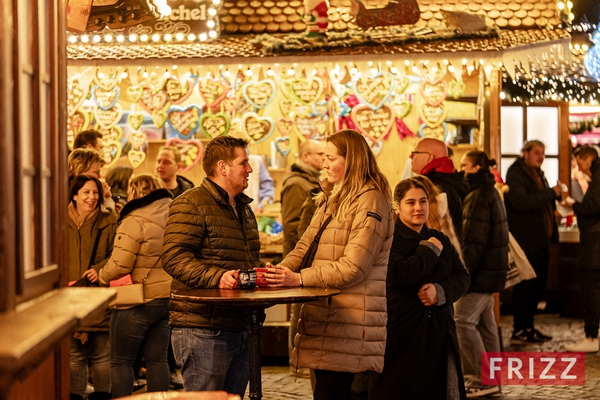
[505,233,537,289]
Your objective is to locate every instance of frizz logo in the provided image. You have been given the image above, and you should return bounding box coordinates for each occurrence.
[482,352,585,386]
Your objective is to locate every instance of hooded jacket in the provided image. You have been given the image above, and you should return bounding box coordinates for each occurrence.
[279,182,394,374]
[573,158,600,271]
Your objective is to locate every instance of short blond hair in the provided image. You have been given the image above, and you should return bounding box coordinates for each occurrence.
[68,148,105,183]
[127,174,164,200]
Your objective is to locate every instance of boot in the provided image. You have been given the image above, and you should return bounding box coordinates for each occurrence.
[87,392,111,400]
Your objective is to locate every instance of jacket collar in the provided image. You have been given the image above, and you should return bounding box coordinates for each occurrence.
[396,217,431,240]
[467,169,496,191]
[118,188,173,223]
[204,178,253,206]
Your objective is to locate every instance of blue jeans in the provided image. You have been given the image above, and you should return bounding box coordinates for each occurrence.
[70,332,110,396]
[455,292,500,386]
[171,327,249,398]
[110,298,170,398]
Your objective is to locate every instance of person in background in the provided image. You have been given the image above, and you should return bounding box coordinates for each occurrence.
[161,136,260,398]
[68,175,118,400]
[156,146,194,198]
[266,129,394,400]
[68,148,116,211]
[246,154,275,213]
[74,129,104,153]
[369,178,469,400]
[565,146,600,352]
[105,166,134,209]
[98,174,173,398]
[504,140,561,344]
[455,151,508,398]
[410,138,469,236]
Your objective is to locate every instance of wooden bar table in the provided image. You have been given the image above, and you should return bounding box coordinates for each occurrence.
[171,287,340,400]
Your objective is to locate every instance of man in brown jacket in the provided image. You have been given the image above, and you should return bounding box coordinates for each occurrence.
[161,136,261,399]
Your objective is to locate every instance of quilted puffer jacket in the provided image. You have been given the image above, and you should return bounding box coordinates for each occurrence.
[161,178,261,331]
[279,183,394,373]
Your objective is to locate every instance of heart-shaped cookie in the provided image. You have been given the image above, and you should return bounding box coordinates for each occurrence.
[279,99,294,117]
[353,73,395,110]
[314,118,329,137]
[94,103,123,129]
[395,76,409,94]
[277,117,294,136]
[420,80,448,107]
[95,125,124,142]
[129,131,147,150]
[91,85,120,110]
[364,137,383,157]
[242,79,276,109]
[243,112,274,144]
[67,79,89,116]
[449,80,466,100]
[126,85,144,103]
[67,108,90,150]
[420,103,448,128]
[290,76,324,105]
[294,116,319,140]
[167,105,202,139]
[423,67,446,85]
[312,101,329,118]
[393,101,412,119]
[165,137,203,173]
[275,137,291,157]
[94,68,120,91]
[351,104,395,142]
[102,139,123,168]
[127,149,146,168]
[127,113,145,130]
[139,87,168,114]
[199,112,231,139]
[165,77,194,104]
[148,74,167,93]
[199,79,230,108]
[418,122,448,141]
[152,105,170,128]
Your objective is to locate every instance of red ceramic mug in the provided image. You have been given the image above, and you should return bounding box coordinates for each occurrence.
[255,267,268,287]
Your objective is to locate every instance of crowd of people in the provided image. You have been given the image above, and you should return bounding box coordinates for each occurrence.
[67,127,598,400]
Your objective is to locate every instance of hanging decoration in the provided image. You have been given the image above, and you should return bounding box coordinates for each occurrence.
[166,137,203,172]
[167,105,202,139]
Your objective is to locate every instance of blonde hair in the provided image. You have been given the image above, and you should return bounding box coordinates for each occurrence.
[127,174,164,201]
[412,175,463,257]
[317,130,391,217]
[68,148,104,183]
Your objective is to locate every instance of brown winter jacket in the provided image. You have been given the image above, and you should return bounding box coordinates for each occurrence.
[162,178,261,331]
[279,183,394,373]
[99,189,173,308]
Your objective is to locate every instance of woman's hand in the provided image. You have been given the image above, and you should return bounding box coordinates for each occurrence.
[265,264,301,287]
[427,237,443,251]
[418,283,438,306]
[219,269,240,289]
[83,268,98,283]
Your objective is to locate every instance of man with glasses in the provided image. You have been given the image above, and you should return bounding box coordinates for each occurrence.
[410,138,468,235]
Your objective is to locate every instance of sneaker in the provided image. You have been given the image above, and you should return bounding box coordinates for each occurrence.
[564,336,599,352]
[169,369,184,389]
[530,328,552,342]
[466,385,501,398]
[511,329,547,345]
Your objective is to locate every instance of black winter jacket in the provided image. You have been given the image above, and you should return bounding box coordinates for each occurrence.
[573,158,600,271]
[462,169,509,293]
[161,178,261,331]
[504,158,558,249]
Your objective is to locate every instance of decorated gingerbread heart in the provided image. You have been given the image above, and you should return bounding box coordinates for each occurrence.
[294,116,320,140]
[420,102,448,128]
[94,104,123,129]
[393,101,412,119]
[275,137,291,157]
[91,85,120,110]
[199,112,231,139]
[139,87,168,114]
[165,77,194,104]
[165,137,203,173]
[67,108,90,150]
[152,106,170,128]
[127,113,145,130]
[279,99,294,117]
[422,67,446,85]
[276,117,294,136]
[94,68,121,91]
[419,122,448,141]
[126,85,144,103]
[420,80,448,107]
[242,79,276,109]
[148,74,167,93]
[290,76,324,105]
[67,79,89,116]
[102,139,123,168]
[449,80,466,100]
[95,125,123,142]
[167,105,202,139]
[129,131,147,150]
[127,149,146,168]
[351,104,395,142]
[243,112,274,144]
[199,79,230,108]
[353,73,395,110]
[395,76,410,94]
[312,101,329,118]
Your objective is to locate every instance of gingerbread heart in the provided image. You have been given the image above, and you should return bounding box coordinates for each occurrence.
[242,79,276,109]
[418,122,448,141]
[139,87,168,114]
[420,80,448,107]
[152,106,169,128]
[165,77,194,104]
[364,137,383,157]
[129,131,147,150]
[279,77,294,99]
[279,99,294,117]
[353,73,395,110]
[290,76,324,105]
[167,105,202,139]
[148,74,167,93]
[126,85,144,103]
[199,112,231,139]
[395,76,409,94]
[103,139,123,168]
[94,104,123,129]
[275,137,291,157]
[294,116,320,140]
[351,104,395,142]
[127,113,145,130]
[312,101,329,118]
[423,67,446,85]
[393,101,412,119]
[314,118,329,136]
[127,149,146,168]
[243,112,274,144]
[95,125,123,142]
[94,68,120,91]
[67,108,90,150]
[420,103,448,128]
[223,97,238,115]
[67,79,89,116]
[165,137,203,173]
[199,79,230,108]
[449,80,466,100]
[91,85,120,110]
[277,117,294,136]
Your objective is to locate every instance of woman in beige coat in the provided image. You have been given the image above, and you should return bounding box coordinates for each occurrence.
[98,174,173,398]
[267,129,394,400]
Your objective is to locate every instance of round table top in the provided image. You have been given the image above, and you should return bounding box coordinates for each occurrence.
[171,287,340,306]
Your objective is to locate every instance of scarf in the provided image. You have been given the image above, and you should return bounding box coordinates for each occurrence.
[68,202,99,228]
[420,157,455,175]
